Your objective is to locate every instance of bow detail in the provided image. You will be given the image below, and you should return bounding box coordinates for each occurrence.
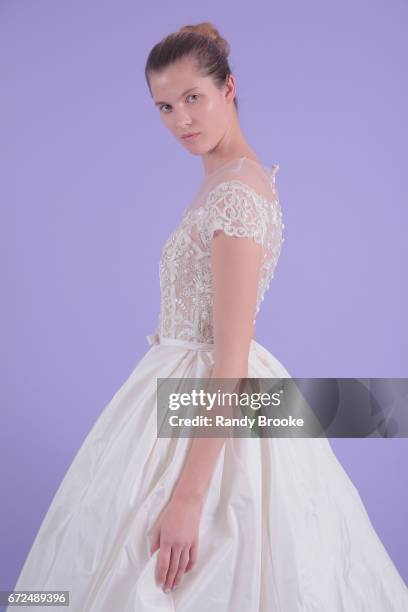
[146,330,160,346]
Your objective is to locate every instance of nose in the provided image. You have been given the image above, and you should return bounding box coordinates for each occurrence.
[174,110,193,130]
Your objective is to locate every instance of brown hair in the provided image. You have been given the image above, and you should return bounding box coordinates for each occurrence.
[145,22,238,111]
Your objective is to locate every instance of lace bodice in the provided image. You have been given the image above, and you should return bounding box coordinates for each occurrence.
[150,157,285,344]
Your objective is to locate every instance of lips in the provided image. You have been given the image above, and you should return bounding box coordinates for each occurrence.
[182,132,200,139]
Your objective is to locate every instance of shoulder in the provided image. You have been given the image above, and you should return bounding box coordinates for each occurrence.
[193,158,281,246]
[202,180,270,246]
[202,157,277,205]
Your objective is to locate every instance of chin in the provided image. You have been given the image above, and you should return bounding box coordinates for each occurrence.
[182,142,204,155]
[189,149,205,157]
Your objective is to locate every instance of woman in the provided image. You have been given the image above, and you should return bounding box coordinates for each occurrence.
[9,21,408,612]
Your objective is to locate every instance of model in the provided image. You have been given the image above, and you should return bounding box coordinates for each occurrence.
[8,21,408,611]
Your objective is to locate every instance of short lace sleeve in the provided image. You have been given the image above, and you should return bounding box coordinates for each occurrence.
[204,180,269,246]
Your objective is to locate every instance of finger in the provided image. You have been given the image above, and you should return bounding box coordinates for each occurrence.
[156,542,171,588]
[150,528,160,556]
[171,548,190,589]
[163,545,182,591]
[185,540,198,572]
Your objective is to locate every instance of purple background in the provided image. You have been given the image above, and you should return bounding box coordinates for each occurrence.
[2,0,407,594]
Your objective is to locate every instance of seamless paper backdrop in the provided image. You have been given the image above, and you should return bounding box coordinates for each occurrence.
[1,0,407,594]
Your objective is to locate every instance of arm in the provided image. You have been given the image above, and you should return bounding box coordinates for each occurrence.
[171,229,263,504]
[150,182,266,592]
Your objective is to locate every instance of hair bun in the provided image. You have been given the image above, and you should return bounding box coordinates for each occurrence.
[179,22,230,57]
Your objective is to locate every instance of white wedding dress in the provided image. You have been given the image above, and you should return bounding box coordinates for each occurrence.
[9,157,408,611]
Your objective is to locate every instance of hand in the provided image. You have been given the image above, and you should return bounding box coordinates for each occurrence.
[149,494,203,593]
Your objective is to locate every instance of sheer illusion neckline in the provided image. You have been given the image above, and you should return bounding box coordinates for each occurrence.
[204,156,273,178]
[204,155,276,180]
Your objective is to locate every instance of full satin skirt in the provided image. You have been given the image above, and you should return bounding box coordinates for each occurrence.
[9,335,408,611]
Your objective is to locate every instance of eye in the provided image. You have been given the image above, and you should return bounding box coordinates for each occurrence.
[187,94,199,103]
[158,94,199,114]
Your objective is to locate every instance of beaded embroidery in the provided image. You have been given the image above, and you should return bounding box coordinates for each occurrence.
[152,165,285,343]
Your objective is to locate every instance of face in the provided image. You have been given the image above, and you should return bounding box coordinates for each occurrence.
[148,55,236,155]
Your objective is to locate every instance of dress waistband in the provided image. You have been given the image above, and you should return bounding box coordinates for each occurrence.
[146,330,215,351]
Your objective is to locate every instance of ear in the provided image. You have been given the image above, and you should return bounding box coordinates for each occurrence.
[224,73,237,105]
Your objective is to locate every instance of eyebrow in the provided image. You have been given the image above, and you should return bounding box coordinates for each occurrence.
[154,87,199,106]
